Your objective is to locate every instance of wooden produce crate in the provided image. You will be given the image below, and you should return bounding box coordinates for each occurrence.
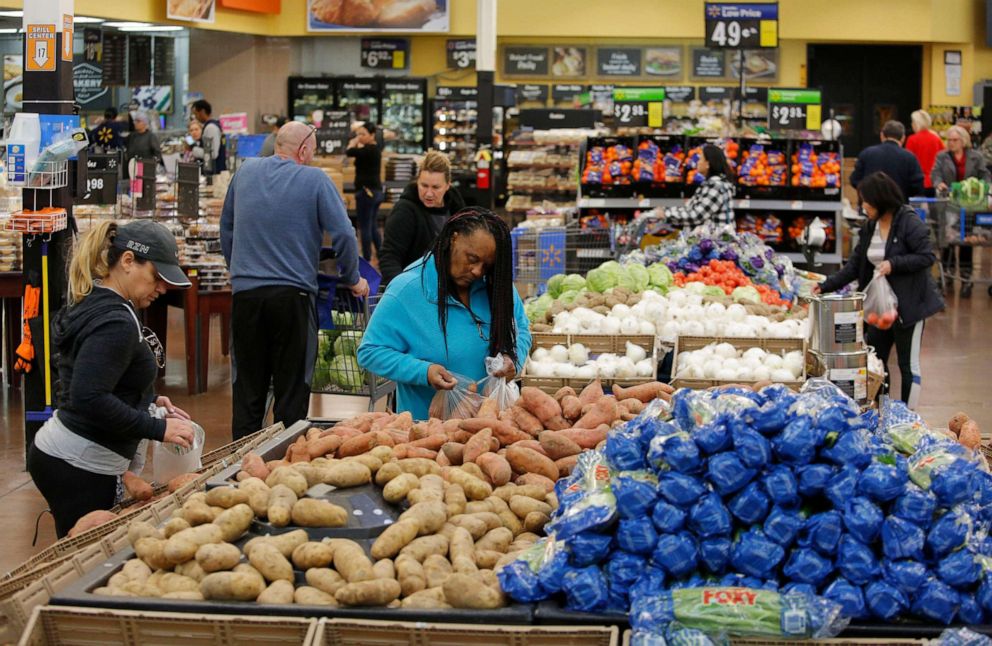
[18,605,316,646]
[669,335,806,392]
[316,618,618,646]
[867,370,884,404]
[522,333,659,395]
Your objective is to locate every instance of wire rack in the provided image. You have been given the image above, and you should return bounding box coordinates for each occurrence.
[7,159,68,189]
[512,223,616,297]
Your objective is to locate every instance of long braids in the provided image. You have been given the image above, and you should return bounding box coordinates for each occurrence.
[424,207,517,363]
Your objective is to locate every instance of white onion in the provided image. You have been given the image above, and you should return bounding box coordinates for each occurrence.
[742,347,766,361]
[704,359,723,379]
[765,354,784,370]
[713,343,737,359]
[601,317,621,335]
[574,364,597,380]
[532,348,550,361]
[736,366,754,381]
[682,320,705,336]
[549,344,569,363]
[528,361,554,377]
[611,304,632,318]
[716,368,737,381]
[626,342,647,362]
[636,359,654,377]
[726,304,747,322]
[620,317,641,335]
[771,368,795,382]
[598,362,617,378]
[753,366,771,381]
[568,343,589,366]
[639,320,656,335]
[615,358,637,379]
[660,321,680,343]
[553,362,577,378]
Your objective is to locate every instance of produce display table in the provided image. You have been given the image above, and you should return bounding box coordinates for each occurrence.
[0,271,22,390]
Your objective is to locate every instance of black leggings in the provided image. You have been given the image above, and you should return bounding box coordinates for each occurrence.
[27,443,118,538]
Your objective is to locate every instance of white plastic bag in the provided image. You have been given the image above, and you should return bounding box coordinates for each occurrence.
[863,272,899,330]
[478,353,520,412]
[152,407,206,484]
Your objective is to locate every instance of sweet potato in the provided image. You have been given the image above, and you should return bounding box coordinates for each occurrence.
[123,471,153,501]
[477,398,500,420]
[265,459,289,472]
[555,454,579,477]
[949,412,970,437]
[463,428,494,464]
[505,446,559,482]
[392,445,439,460]
[476,452,512,486]
[618,398,646,415]
[574,397,619,429]
[409,434,448,451]
[441,442,465,465]
[560,395,583,422]
[492,423,535,445]
[612,381,674,403]
[558,425,610,449]
[510,439,549,456]
[337,432,380,457]
[518,387,569,430]
[538,431,582,460]
[448,430,475,444]
[328,425,363,439]
[307,434,342,459]
[578,380,604,406]
[960,420,982,450]
[68,510,117,537]
[514,473,556,493]
[553,386,577,402]
[509,406,543,435]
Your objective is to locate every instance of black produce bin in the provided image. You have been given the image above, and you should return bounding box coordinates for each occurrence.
[632,134,687,199]
[580,136,636,198]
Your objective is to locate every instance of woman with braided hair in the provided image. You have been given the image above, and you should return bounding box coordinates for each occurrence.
[358,207,532,419]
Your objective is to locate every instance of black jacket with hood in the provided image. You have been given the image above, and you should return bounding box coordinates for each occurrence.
[53,287,165,459]
[821,205,945,328]
[378,182,466,286]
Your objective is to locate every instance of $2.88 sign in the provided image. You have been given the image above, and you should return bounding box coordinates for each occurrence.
[612,87,665,128]
[767,88,822,131]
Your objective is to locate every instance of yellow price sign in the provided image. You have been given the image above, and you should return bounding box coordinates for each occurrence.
[806,104,822,131]
[392,51,405,69]
[759,19,778,48]
[648,102,663,128]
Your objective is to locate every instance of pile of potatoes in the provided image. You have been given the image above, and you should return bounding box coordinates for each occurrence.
[239,379,672,492]
[96,450,558,610]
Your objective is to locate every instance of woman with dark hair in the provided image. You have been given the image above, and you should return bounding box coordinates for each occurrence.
[347,121,384,261]
[815,172,944,409]
[662,144,736,228]
[357,207,532,419]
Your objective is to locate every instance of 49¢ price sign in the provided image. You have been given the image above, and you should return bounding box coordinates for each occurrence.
[612,87,665,128]
[705,2,778,49]
[768,88,822,131]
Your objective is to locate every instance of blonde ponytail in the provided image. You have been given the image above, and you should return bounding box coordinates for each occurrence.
[68,221,117,305]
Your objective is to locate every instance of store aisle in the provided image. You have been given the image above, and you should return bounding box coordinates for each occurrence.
[0,293,989,574]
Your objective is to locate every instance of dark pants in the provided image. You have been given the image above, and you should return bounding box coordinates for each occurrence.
[356,188,383,260]
[867,320,925,409]
[942,247,973,282]
[27,443,117,538]
[231,286,316,440]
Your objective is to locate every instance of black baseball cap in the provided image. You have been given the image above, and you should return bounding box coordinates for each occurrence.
[112,220,191,288]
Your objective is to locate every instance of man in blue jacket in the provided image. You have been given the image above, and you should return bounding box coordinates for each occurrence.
[850,120,925,201]
[221,121,368,439]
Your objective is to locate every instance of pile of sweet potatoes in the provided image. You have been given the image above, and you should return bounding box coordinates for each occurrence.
[237,379,675,491]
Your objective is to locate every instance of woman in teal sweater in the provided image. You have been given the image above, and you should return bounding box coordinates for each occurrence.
[358,208,531,419]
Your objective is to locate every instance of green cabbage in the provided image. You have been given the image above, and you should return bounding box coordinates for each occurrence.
[586,267,618,293]
[318,332,335,360]
[333,330,363,357]
[546,274,567,298]
[648,263,674,288]
[599,260,623,276]
[332,310,355,328]
[683,281,708,295]
[559,290,581,305]
[732,286,762,304]
[625,264,650,293]
[525,293,554,322]
[562,274,587,293]
[702,285,726,299]
[312,367,332,391]
[329,355,365,390]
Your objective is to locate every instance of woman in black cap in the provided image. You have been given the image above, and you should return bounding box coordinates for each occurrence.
[28,220,196,537]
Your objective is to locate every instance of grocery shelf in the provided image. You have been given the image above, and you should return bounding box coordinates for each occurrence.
[578,197,842,211]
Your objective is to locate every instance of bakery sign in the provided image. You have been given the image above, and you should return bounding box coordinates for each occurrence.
[73,61,109,106]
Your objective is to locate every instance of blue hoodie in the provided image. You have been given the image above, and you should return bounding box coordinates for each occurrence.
[357,258,532,420]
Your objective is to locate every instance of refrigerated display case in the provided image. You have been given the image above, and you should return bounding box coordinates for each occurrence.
[336,78,380,124]
[288,77,335,125]
[432,86,479,175]
[381,80,427,154]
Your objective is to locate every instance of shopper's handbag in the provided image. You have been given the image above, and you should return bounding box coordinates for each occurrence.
[429,372,484,420]
[863,272,899,330]
[478,353,520,412]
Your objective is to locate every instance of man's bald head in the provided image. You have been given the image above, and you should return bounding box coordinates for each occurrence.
[275,121,316,162]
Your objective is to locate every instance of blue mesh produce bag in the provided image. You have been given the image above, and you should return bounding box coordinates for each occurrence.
[630,566,667,605]
[772,417,821,465]
[763,465,800,507]
[658,472,707,508]
[958,592,985,625]
[567,531,613,567]
[837,536,880,585]
[884,558,931,595]
[652,500,688,533]
[546,452,617,539]
[865,579,909,621]
[823,577,868,619]
[935,627,992,646]
[928,509,973,558]
[649,432,703,474]
[858,454,909,503]
[562,565,610,612]
[498,539,569,602]
[728,482,771,525]
[820,428,872,469]
[707,452,756,495]
[842,496,885,544]
[731,530,785,579]
[797,463,835,497]
[783,547,834,585]
[688,492,732,538]
[764,506,805,547]
[695,420,732,455]
[912,578,961,625]
[893,484,938,529]
[749,399,790,435]
[825,466,860,508]
[606,423,651,472]
[653,532,699,578]
[617,518,659,555]
[937,549,982,589]
[882,516,926,561]
[614,470,660,519]
[732,426,771,469]
[798,510,843,556]
[700,537,732,573]
[607,550,648,588]
[931,459,980,508]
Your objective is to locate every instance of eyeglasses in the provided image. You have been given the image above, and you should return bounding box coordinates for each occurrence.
[142,326,165,369]
[298,125,317,159]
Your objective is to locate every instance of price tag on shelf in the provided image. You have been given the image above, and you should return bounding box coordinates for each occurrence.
[77,153,119,205]
[705,2,778,49]
[360,38,409,70]
[791,200,804,210]
[612,87,665,128]
[446,39,476,70]
[738,198,750,209]
[768,88,822,131]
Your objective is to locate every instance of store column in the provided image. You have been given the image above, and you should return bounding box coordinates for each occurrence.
[21,0,75,453]
[475,0,496,210]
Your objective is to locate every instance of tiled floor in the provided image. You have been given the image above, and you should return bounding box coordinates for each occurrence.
[1,285,990,574]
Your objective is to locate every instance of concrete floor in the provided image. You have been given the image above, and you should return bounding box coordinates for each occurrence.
[0,287,990,575]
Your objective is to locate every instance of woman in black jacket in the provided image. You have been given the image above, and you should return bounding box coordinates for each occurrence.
[379,150,465,285]
[27,220,195,537]
[816,172,944,409]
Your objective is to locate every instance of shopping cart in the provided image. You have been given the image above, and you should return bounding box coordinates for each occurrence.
[511,222,617,297]
[915,193,992,296]
[909,196,949,292]
[616,211,680,258]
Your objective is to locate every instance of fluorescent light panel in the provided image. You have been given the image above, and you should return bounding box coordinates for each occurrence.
[0,28,17,33]
[0,10,21,17]
[74,17,105,23]
[119,25,183,31]
[103,21,150,27]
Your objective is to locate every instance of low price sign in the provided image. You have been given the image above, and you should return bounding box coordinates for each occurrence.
[768,88,822,131]
[360,38,408,69]
[705,2,779,49]
[612,87,665,128]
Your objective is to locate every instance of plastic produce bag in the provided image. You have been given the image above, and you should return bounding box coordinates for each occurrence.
[688,493,732,538]
[931,459,980,508]
[653,532,699,578]
[617,518,659,555]
[614,470,660,519]
[608,419,658,472]
[936,627,992,646]
[820,428,872,469]
[562,565,610,612]
[823,578,868,619]
[695,420,732,455]
[908,439,970,490]
[979,575,992,614]
[477,353,520,412]
[858,454,908,502]
[838,536,880,585]
[864,579,909,621]
[798,510,843,556]
[911,579,960,624]
[842,496,885,544]
[567,532,613,567]
[783,548,834,585]
[763,465,800,507]
[428,372,484,419]
[658,472,707,508]
[607,550,648,588]
[547,452,617,539]
[863,272,899,329]
[732,427,772,470]
[731,530,785,579]
[882,516,926,561]
[650,433,702,474]
[928,509,973,559]
[764,506,805,547]
[958,593,986,626]
[884,558,931,594]
[892,484,937,529]
[728,482,771,525]
[707,452,756,496]
[825,466,860,508]
[748,400,790,435]
[652,500,688,533]
[498,539,568,602]
[797,463,835,497]
[700,537,733,573]
[772,417,821,466]
[937,549,982,589]
[152,419,205,484]
[630,566,667,605]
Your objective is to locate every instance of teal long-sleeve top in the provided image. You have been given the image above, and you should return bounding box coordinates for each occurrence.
[357,258,532,420]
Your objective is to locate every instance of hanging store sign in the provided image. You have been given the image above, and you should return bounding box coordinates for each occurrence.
[699,86,735,102]
[663,86,696,102]
[612,87,665,128]
[503,47,549,76]
[552,84,586,104]
[315,110,350,156]
[73,58,110,107]
[515,84,548,105]
[360,38,409,70]
[691,47,727,79]
[25,24,56,72]
[596,48,642,77]
[101,32,127,86]
[704,2,779,49]
[768,88,822,131]
[446,39,476,69]
[436,86,478,100]
[153,37,176,86]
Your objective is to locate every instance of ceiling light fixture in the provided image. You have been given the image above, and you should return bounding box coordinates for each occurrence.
[119,25,184,31]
